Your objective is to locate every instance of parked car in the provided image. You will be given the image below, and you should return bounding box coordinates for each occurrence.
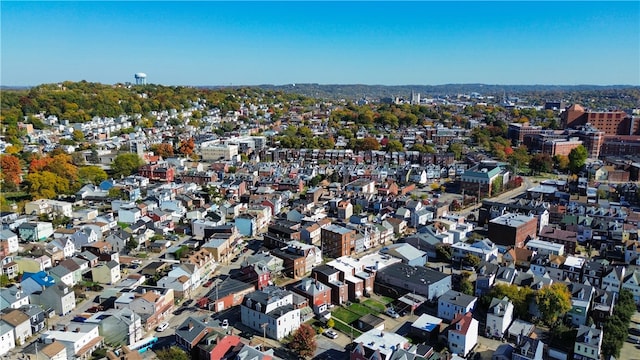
[203,280,213,287]
[386,308,399,319]
[324,329,339,339]
[156,322,169,332]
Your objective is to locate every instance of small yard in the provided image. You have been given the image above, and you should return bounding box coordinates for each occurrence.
[362,299,387,313]
[332,317,363,338]
[332,307,361,324]
[378,296,395,305]
[348,303,374,316]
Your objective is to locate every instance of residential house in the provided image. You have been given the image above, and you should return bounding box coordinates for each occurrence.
[30,284,76,316]
[48,265,76,287]
[351,329,409,360]
[601,266,625,295]
[0,286,29,310]
[451,239,499,263]
[0,309,32,346]
[49,237,76,259]
[40,323,103,360]
[92,261,121,285]
[175,316,214,353]
[235,262,271,290]
[24,340,67,360]
[321,224,357,258]
[590,289,614,329]
[311,265,348,305]
[127,287,174,331]
[19,304,46,335]
[240,287,302,340]
[80,308,143,346]
[375,263,452,301]
[485,297,514,339]
[0,230,19,254]
[204,277,255,313]
[291,278,332,316]
[512,336,544,360]
[20,271,56,296]
[0,321,15,356]
[573,325,603,360]
[18,222,54,242]
[567,283,595,327]
[622,269,640,306]
[446,312,478,358]
[379,243,427,266]
[437,290,478,322]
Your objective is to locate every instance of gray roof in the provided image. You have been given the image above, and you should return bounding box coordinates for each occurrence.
[576,325,602,346]
[439,290,477,308]
[176,316,211,344]
[377,263,450,287]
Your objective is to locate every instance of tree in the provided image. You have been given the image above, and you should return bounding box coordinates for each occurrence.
[155,346,189,360]
[288,323,317,359]
[126,237,139,252]
[353,137,381,151]
[25,171,69,199]
[436,245,452,261]
[508,145,531,174]
[78,166,108,185]
[535,283,572,325]
[460,278,474,295]
[568,145,588,174]
[491,177,503,195]
[111,153,144,178]
[177,137,195,156]
[463,253,481,267]
[448,142,464,160]
[327,318,335,328]
[530,153,553,175]
[385,139,404,152]
[150,143,174,158]
[0,154,22,190]
[553,154,570,172]
[485,284,534,319]
[72,130,85,142]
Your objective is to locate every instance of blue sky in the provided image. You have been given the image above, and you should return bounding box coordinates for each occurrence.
[2,1,639,86]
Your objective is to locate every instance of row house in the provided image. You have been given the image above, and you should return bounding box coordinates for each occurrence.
[204,278,255,313]
[291,278,332,317]
[176,171,218,185]
[311,265,349,305]
[240,287,302,340]
[116,287,174,331]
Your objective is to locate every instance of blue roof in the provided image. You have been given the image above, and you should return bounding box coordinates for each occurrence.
[22,271,56,287]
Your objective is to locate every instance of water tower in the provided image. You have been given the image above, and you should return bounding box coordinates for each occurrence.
[134,72,147,85]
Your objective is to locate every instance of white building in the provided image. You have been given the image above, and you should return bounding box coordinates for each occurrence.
[0,321,15,356]
[447,312,478,357]
[451,239,499,262]
[40,323,103,359]
[485,297,514,339]
[352,329,409,360]
[240,287,301,340]
[525,239,564,256]
[0,230,19,254]
[24,199,73,218]
[438,290,477,322]
[199,143,239,161]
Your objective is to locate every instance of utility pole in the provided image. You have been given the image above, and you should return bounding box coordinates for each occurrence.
[260,322,268,351]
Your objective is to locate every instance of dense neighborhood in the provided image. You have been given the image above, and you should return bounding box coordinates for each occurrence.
[1,82,640,360]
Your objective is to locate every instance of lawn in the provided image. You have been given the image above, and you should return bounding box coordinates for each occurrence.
[332,307,360,324]
[379,296,395,305]
[363,299,386,313]
[348,303,374,316]
[332,317,363,338]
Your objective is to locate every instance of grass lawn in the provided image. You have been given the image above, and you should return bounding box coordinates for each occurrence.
[363,299,386,313]
[348,303,373,316]
[333,318,363,338]
[332,307,360,324]
[379,296,395,305]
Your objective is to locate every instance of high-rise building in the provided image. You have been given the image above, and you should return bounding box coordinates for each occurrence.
[561,104,636,136]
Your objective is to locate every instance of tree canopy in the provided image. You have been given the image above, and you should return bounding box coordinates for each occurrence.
[535,283,572,325]
[568,145,588,174]
[111,153,144,178]
[288,323,317,359]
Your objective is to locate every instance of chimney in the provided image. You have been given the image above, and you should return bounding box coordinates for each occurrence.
[188,322,194,331]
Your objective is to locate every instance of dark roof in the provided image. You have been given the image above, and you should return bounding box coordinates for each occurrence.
[207,278,254,300]
[312,264,340,277]
[377,263,450,287]
[176,316,212,344]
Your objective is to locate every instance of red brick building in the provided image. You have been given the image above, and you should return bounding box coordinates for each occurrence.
[204,278,255,312]
[561,104,636,136]
[538,225,577,255]
[321,224,357,258]
[487,213,538,248]
[137,164,175,182]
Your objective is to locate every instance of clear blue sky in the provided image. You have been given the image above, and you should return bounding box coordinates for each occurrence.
[2,1,639,86]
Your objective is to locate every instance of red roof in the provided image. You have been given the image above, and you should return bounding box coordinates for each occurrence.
[209,335,242,359]
[451,312,474,335]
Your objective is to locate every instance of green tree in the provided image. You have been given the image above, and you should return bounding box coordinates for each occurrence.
[568,145,588,174]
[126,236,139,251]
[436,245,452,261]
[155,346,189,360]
[491,177,503,195]
[111,153,144,178]
[288,323,317,359]
[554,154,570,172]
[385,139,404,152]
[484,284,534,319]
[72,130,85,142]
[460,278,474,295]
[448,142,464,160]
[463,253,481,267]
[327,318,335,328]
[78,166,108,185]
[535,283,572,325]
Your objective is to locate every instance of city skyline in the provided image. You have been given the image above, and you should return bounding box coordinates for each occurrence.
[1,1,639,86]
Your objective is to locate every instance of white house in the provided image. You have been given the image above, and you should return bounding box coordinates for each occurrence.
[573,325,603,360]
[0,230,19,254]
[485,297,514,339]
[447,312,478,357]
[622,270,640,306]
[438,290,477,322]
[352,329,410,360]
[40,323,102,359]
[50,237,76,259]
[451,239,499,262]
[240,287,301,340]
[0,321,15,356]
[118,206,141,224]
[601,266,625,295]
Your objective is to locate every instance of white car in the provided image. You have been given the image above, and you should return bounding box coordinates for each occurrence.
[156,322,169,332]
[221,319,229,329]
[386,308,400,319]
[324,329,339,339]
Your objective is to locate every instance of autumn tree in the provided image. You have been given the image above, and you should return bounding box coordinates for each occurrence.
[111,153,144,178]
[155,346,189,360]
[385,139,404,152]
[25,171,69,199]
[553,154,570,172]
[530,153,553,175]
[177,137,195,156]
[78,166,108,185]
[0,154,22,190]
[484,284,534,319]
[72,130,85,142]
[535,283,572,325]
[150,143,174,158]
[447,142,464,160]
[288,323,317,359]
[351,137,381,151]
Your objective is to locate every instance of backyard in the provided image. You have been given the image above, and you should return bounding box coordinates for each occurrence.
[330,298,390,338]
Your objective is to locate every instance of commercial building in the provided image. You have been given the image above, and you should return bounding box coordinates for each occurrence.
[487,213,538,249]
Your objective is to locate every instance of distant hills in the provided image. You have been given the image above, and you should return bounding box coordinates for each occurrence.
[248,83,639,101]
